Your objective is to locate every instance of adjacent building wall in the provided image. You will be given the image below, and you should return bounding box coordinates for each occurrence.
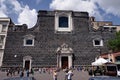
[0,18,10,66]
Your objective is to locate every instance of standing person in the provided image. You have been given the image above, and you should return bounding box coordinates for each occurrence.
[12,68,15,76]
[39,68,42,74]
[6,68,10,76]
[17,67,20,75]
[65,68,68,80]
[67,70,73,80]
[26,69,29,77]
[9,68,13,77]
[53,70,57,80]
[31,68,34,75]
[20,69,24,78]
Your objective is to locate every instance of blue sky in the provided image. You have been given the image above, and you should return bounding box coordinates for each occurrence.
[1,0,120,28]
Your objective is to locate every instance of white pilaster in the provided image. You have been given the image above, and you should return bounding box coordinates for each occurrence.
[68,55,72,68]
[29,59,32,71]
[59,56,62,68]
[0,50,3,66]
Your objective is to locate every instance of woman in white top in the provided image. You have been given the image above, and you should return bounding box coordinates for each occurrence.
[67,70,73,80]
[53,70,57,80]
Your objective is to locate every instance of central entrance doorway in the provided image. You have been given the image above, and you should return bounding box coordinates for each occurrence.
[25,60,30,70]
[56,43,73,69]
[62,56,68,69]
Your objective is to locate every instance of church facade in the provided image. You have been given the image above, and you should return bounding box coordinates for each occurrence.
[2,10,116,70]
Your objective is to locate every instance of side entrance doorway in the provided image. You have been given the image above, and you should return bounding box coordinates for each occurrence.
[24,60,30,70]
[23,56,32,71]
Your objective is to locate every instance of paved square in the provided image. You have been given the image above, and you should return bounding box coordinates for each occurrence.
[0,70,90,80]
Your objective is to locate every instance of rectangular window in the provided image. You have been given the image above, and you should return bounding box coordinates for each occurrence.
[59,17,68,28]
[0,24,2,32]
[0,36,4,45]
[2,25,7,32]
[23,35,35,46]
[24,39,34,46]
[55,11,73,32]
[104,27,109,32]
[93,39,103,46]
[0,36,4,49]
[94,40,100,45]
[26,39,33,45]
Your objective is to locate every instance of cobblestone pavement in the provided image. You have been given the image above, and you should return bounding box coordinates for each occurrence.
[0,70,90,80]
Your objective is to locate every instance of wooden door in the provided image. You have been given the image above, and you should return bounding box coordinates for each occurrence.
[25,60,30,70]
[62,57,68,69]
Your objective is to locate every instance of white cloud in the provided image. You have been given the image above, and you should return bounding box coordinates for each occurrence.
[0,0,37,28]
[36,0,42,4]
[94,0,120,17]
[18,5,37,28]
[50,0,120,21]
[0,11,7,17]
[10,0,23,13]
[0,0,8,17]
[50,0,104,20]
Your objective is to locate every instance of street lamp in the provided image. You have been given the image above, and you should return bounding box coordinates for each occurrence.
[14,54,17,58]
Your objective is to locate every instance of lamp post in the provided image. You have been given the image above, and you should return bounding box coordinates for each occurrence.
[14,55,17,67]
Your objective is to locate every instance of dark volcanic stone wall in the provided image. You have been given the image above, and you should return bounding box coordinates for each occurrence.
[2,10,116,67]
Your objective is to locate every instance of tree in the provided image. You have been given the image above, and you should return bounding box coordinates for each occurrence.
[108,31,120,52]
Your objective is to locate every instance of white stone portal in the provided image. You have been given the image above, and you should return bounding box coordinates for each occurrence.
[23,56,32,71]
[57,43,73,69]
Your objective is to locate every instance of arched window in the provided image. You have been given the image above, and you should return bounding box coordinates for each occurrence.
[59,17,68,28]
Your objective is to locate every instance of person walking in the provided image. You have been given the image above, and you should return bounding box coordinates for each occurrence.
[53,70,57,80]
[6,68,10,76]
[67,70,73,80]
